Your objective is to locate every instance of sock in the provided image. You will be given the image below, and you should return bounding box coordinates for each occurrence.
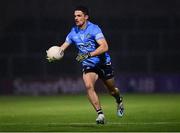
[96,109,103,115]
[113,94,123,104]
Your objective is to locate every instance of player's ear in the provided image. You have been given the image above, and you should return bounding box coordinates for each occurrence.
[85,15,89,20]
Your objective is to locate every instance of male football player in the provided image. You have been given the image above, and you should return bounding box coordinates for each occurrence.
[48,6,124,124]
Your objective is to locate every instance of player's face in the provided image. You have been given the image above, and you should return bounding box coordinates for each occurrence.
[74,10,88,28]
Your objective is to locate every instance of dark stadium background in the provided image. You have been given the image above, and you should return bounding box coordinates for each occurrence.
[0,0,180,95]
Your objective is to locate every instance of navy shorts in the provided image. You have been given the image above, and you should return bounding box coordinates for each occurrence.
[82,62,114,80]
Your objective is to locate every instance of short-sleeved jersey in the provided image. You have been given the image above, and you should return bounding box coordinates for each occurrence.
[65,21,111,67]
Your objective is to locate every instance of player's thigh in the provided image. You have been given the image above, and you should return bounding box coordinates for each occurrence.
[83,72,98,89]
[102,78,116,91]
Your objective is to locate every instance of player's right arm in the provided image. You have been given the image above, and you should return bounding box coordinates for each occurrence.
[60,42,70,51]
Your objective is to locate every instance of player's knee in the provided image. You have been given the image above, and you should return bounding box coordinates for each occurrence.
[85,83,94,91]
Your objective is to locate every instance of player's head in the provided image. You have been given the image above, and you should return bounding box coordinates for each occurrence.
[74,6,89,28]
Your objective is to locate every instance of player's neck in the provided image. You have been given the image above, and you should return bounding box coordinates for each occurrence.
[79,21,88,30]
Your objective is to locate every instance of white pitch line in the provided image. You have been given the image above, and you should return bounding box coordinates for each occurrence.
[71,122,180,125]
[1,122,180,126]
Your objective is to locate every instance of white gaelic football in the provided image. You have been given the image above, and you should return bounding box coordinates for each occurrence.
[46,46,64,60]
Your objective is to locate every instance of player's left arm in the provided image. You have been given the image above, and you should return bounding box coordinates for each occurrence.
[76,26,109,62]
[89,38,108,57]
[76,38,109,62]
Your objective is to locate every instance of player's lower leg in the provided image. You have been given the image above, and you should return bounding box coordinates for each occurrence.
[102,79,124,117]
[111,88,124,117]
[87,89,105,124]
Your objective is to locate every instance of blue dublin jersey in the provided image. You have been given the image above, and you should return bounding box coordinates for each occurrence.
[65,21,111,67]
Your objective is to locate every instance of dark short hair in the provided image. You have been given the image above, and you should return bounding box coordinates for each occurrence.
[74,6,89,15]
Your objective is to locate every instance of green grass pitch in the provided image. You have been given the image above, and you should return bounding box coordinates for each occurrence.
[0,93,180,132]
